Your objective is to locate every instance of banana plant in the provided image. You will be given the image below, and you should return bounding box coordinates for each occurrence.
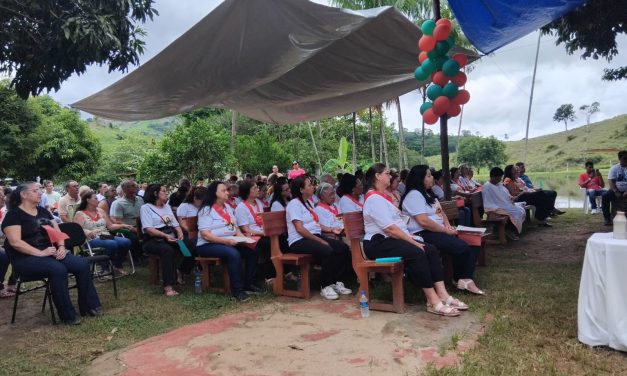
[322,136,354,174]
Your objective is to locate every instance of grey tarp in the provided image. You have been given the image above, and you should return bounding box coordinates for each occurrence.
[73,0,477,124]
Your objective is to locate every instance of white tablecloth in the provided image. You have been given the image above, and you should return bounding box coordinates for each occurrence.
[578,232,627,351]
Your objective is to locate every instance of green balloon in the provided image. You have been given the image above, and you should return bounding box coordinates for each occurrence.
[443,82,459,98]
[447,36,455,49]
[426,84,443,101]
[427,50,439,59]
[435,56,447,69]
[435,41,450,55]
[414,67,429,81]
[421,58,436,74]
[442,59,460,77]
[421,20,436,36]
[420,101,433,115]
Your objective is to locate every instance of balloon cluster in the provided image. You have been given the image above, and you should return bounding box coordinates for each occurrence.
[414,19,470,125]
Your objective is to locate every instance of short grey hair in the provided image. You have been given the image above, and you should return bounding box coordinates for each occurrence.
[315,182,334,198]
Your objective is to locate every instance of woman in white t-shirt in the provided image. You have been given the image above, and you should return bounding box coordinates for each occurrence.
[269,177,290,212]
[314,182,344,239]
[287,175,352,300]
[140,184,195,297]
[362,163,466,317]
[196,181,259,302]
[176,186,207,241]
[401,165,484,295]
[337,174,364,214]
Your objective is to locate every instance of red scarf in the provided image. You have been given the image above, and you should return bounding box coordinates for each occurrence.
[364,190,394,205]
[345,194,363,208]
[244,200,263,227]
[299,198,319,223]
[83,210,100,222]
[316,202,339,217]
[260,198,269,207]
[226,199,237,210]
[212,204,235,227]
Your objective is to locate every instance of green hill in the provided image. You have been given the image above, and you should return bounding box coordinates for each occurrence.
[88,117,180,153]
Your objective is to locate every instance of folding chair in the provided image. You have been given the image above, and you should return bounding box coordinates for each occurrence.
[11,274,56,324]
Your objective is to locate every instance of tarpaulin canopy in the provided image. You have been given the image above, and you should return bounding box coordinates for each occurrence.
[447,0,589,54]
[73,0,477,124]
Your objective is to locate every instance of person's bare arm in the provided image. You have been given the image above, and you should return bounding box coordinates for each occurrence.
[293,220,327,245]
[3,226,57,257]
[382,224,424,250]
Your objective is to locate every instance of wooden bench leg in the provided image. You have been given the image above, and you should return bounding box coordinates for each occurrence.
[222,267,231,295]
[391,270,406,313]
[497,223,507,245]
[299,262,311,299]
[442,254,453,284]
[199,261,211,292]
[272,258,284,296]
[148,255,160,285]
[477,242,487,267]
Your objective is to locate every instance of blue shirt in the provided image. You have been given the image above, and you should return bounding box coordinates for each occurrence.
[519,175,534,189]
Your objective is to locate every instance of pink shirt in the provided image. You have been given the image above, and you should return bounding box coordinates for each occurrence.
[288,168,306,180]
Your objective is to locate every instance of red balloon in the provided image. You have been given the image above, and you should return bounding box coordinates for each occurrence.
[432,71,449,87]
[418,51,428,64]
[447,104,462,117]
[423,109,439,125]
[452,89,470,105]
[450,71,467,87]
[436,18,452,28]
[452,53,468,68]
[432,96,451,116]
[418,35,436,51]
[433,24,451,41]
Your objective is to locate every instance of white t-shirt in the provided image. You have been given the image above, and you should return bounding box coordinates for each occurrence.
[96,193,105,202]
[431,185,445,200]
[176,202,199,218]
[109,200,118,217]
[314,204,343,229]
[363,193,409,241]
[338,195,363,214]
[286,199,321,246]
[270,200,285,212]
[402,190,444,233]
[140,203,179,232]
[235,200,264,233]
[197,205,237,246]
[608,163,627,192]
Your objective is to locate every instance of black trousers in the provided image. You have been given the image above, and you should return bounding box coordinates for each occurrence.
[416,231,478,281]
[288,235,351,287]
[602,190,625,220]
[143,238,196,287]
[254,236,287,279]
[516,192,552,220]
[363,235,443,288]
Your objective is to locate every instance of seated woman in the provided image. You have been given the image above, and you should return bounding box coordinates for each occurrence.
[401,165,484,295]
[257,182,270,208]
[314,183,344,239]
[503,165,552,225]
[450,167,475,198]
[482,167,526,240]
[459,164,481,191]
[287,175,352,300]
[337,174,364,214]
[176,186,207,242]
[197,181,260,301]
[1,189,16,298]
[270,177,290,212]
[74,191,133,275]
[2,182,101,324]
[431,169,472,227]
[386,171,402,208]
[140,184,195,297]
[362,164,466,316]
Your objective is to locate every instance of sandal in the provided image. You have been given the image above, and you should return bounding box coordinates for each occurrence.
[427,301,460,317]
[505,231,519,241]
[0,289,16,298]
[176,271,186,285]
[443,296,469,311]
[457,279,485,295]
[164,288,179,297]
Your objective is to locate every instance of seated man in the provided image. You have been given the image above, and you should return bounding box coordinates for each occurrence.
[515,162,564,216]
[111,179,144,261]
[602,150,627,226]
[578,161,606,214]
[58,180,80,222]
[482,167,526,240]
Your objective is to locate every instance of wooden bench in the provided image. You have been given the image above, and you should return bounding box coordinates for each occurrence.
[470,192,507,245]
[441,201,487,267]
[195,257,231,294]
[343,211,406,313]
[260,211,313,299]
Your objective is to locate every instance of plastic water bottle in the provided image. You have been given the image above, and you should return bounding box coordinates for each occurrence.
[539,180,544,189]
[194,269,202,294]
[359,290,370,318]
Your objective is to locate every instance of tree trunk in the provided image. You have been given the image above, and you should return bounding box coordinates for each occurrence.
[395,97,406,170]
[564,121,568,131]
[307,122,322,172]
[381,111,389,167]
[230,110,237,154]
[421,88,427,163]
[369,108,375,162]
[352,112,357,174]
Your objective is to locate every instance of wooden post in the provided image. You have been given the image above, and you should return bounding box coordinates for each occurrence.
[433,0,451,200]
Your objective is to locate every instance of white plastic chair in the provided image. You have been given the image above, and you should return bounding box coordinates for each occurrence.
[580,188,602,214]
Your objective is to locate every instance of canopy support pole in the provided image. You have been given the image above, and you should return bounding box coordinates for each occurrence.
[433,0,451,200]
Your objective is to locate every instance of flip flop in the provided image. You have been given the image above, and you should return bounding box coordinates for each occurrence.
[427,301,460,317]
[457,279,485,295]
[443,296,469,311]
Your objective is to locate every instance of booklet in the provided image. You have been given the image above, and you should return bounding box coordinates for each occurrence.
[223,236,257,244]
[456,226,486,234]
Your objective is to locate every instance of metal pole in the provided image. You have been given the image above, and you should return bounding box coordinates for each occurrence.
[523,32,541,163]
[433,0,451,199]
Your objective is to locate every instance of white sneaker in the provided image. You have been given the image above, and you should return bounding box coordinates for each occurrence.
[320,285,339,300]
[331,282,352,295]
[590,209,598,214]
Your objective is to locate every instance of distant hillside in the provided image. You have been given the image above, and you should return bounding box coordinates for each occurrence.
[424,114,626,172]
[88,117,180,153]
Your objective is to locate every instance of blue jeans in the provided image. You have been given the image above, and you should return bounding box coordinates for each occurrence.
[457,207,472,226]
[13,254,101,322]
[196,243,258,296]
[88,237,132,268]
[587,189,606,209]
[0,249,16,290]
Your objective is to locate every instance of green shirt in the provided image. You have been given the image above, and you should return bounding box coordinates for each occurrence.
[113,196,144,226]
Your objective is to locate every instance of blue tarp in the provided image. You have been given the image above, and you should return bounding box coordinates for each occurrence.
[448,0,589,54]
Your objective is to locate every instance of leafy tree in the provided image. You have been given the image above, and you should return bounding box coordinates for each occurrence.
[579,102,600,126]
[542,0,627,80]
[322,137,354,174]
[553,104,576,131]
[457,136,507,173]
[234,131,291,175]
[0,0,158,98]
[0,80,39,178]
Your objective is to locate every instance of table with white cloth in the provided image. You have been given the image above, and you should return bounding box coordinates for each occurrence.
[578,232,627,351]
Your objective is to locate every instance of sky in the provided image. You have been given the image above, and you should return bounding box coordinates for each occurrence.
[45,0,627,141]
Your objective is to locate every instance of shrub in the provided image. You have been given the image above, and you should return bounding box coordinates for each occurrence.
[566,135,577,142]
[546,144,559,152]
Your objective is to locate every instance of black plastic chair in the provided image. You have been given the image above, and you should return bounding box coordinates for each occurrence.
[58,222,118,299]
[11,275,56,324]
